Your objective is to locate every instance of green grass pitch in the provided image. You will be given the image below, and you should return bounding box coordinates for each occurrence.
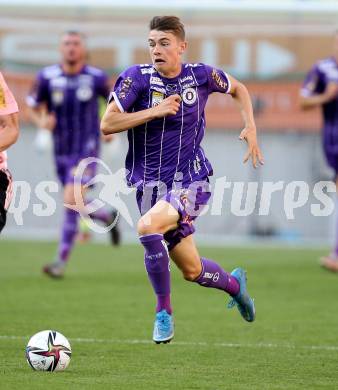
[1,240,338,389]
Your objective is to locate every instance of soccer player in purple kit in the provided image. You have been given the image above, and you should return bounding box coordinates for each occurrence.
[300,31,338,273]
[27,31,120,278]
[101,16,264,343]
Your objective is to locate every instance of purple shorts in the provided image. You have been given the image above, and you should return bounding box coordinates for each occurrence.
[55,156,97,187]
[136,181,211,251]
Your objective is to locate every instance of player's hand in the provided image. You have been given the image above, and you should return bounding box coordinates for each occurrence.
[152,94,181,118]
[239,126,264,168]
[39,111,56,132]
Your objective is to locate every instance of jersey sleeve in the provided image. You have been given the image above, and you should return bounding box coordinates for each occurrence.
[205,65,231,95]
[109,66,143,112]
[325,66,338,83]
[96,71,110,100]
[0,73,19,116]
[300,65,321,97]
[26,71,49,107]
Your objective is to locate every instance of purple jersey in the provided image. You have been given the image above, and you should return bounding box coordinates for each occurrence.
[302,57,338,153]
[110,63,231,190]
[28,64,109,157]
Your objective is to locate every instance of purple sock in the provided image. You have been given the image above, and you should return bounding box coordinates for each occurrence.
[139,234,172,314]
[194,257,240,297]
[58,208,79,263]
[90,209,110,224]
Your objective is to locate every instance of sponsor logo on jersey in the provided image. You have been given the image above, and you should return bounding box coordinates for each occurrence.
[0,84,6,108]
[182,87,197,105]
[150,76,164,86]
[151,86,166,94]
[179,75,193,83]
[50,76,67,88]
[141,67,153,75]
[193,155,202,174]
[182,81,197,89]
[212,68,228,91]
[166,83,178,94]
[118,77,133,99]
[152,91,164,107]
[51,89,64,105]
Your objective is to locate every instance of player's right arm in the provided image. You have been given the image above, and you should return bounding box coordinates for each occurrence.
[26,71,56,131]
[101,65,181,135]
[26,103,56,131]
[101,95,181,135]
[299,64,338,110]
[299,82,338,110]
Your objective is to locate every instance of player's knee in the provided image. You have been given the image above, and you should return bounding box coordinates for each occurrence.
[182,267,201,282]
[137,217,161,236]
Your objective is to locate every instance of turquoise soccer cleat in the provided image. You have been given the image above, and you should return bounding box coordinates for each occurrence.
[153,310,174,344]
[227,268,256,322]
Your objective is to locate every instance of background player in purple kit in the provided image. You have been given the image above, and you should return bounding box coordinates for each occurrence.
[300,31,338,272]
[101,16,264,343]
[27,31,120,278]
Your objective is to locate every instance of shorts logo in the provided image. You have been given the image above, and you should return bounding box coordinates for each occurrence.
[152,91,164,107]
[182,87,197,105]
[0,85,6,108]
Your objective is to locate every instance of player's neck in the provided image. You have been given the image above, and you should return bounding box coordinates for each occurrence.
[157,63,182,79]
[61,61,85,75]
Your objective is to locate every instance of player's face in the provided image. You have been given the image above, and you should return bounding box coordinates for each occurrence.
[60,34,86,66]
[148,30,187,77]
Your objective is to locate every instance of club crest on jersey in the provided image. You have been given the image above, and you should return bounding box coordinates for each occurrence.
[76,85,93,102]
[152,91,164,107]
[0,85,6,108]
[182,87,197,105]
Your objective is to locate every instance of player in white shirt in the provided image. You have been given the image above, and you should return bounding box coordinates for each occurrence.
[0,72,19,233]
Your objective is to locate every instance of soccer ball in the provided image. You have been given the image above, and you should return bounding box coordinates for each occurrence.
[26,330,71,372]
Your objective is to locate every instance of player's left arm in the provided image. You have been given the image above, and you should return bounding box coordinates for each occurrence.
[227,74,264,168]
[0,112,19,152]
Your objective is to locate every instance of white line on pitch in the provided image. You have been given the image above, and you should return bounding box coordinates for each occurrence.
[1,335,338,352]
